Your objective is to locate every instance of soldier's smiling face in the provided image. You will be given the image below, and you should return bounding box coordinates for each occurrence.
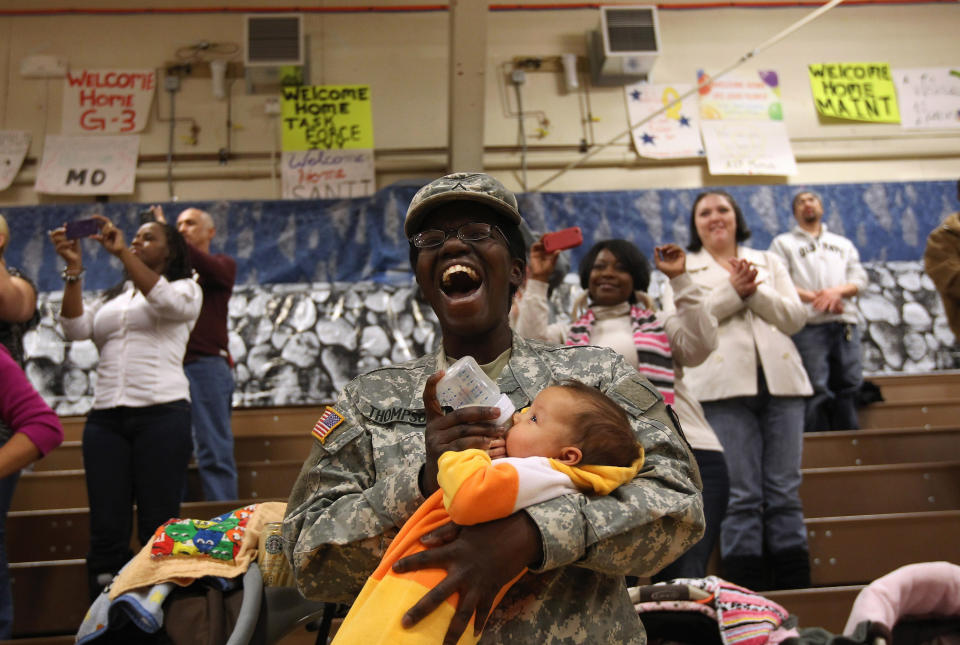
[413,203,523,343]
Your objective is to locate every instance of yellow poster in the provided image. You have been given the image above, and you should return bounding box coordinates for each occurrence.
[808,63,900,123]
[281,85,374,151]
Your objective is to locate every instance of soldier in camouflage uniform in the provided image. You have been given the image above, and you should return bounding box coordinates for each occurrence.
[283,173,704,644]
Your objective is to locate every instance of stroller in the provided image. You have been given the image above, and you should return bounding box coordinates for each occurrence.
[843,562,960,645]
[76,502,338,645]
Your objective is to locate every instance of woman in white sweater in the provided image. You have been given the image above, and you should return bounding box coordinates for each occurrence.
[663,191,812,591]
[514,238,727,580]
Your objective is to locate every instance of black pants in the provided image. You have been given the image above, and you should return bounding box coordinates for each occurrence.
[83,401,193,590]
[653,448,730,581]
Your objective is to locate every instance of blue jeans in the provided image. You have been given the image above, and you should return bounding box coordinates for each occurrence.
[83,401,193,595]
[0,470,20,639]
[702,371,807,559]
[185,357,238,501]
[791,322,862,431]
[653,448,729,581]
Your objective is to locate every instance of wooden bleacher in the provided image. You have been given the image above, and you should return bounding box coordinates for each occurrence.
[4,372,959,642]
[768,371,960,633]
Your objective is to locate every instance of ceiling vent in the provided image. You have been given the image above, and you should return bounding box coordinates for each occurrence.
[588,5,660,86]
[244,14,304,67]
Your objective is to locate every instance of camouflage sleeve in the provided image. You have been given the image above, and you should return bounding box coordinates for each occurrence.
[524,361,704,577]
[282,388,426,603]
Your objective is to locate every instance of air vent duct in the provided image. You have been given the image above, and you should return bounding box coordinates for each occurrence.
[244,14,304,67]
[588,5,660,86]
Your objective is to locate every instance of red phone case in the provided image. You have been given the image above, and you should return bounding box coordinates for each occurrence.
[542,227,583,253]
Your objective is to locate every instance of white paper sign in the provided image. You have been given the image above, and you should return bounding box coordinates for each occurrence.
[0,131,30,191]
[625,83,703,160]
[35,135,140,195]
[700,121,797,176]
[893,67,960,130]
[61,69,156,134]
[281,149,375,199]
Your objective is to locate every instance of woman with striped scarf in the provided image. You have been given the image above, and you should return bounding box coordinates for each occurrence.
[513,238,728,581]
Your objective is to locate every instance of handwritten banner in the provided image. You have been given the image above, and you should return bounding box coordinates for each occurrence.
[809,63,900,123]
[893,67,960,130]
[0,131,30,191]
[281,85,374,151]
[625,83,703,159]
[35,135,140,195]
[281,149,375,199]
[701,120,797,176]
[61,69,156,134]
[698,69,783,121]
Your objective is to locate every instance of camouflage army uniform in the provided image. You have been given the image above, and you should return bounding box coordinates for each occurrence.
[284,334,704,644]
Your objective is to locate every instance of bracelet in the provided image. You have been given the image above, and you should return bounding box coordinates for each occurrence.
[61,267,85,283]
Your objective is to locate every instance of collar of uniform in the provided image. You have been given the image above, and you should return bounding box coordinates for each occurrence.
[501,334,550,406]
[408,334,544,411]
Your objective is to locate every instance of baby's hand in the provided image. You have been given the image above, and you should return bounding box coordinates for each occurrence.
[486,437,506,460]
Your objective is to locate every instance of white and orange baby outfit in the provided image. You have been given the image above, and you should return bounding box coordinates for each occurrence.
[332,448,643,645]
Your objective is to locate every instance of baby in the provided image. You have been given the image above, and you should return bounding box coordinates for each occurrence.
[331,379,644,645]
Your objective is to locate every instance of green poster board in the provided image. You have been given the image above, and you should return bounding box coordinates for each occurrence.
[281,85,374,150]
[808,63,900,123]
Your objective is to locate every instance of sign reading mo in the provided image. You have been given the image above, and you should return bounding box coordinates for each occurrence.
[66,168,108,186]
[34,135,139,195]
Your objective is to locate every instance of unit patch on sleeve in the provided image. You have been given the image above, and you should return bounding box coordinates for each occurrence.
[312,406,345,443]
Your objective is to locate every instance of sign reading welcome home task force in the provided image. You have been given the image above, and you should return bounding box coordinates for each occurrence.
[280,85,375,199]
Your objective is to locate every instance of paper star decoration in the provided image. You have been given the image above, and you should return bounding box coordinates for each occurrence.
[679,115,691,127]
[630,89,642,101]
[641,133,656,145]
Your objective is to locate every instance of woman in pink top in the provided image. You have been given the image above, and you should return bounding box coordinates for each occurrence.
[0,344,63,637]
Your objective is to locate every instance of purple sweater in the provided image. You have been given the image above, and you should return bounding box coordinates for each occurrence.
[0,344,63,456]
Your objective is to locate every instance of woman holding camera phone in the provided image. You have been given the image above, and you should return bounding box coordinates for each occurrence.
[513,237,728,581]
[50,214,201,600]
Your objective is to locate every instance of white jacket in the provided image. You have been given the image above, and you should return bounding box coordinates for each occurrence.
[768,224,868,326]
[662,247,812,401]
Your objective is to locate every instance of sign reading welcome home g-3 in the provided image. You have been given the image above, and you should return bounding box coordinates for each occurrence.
[280,85,375,199]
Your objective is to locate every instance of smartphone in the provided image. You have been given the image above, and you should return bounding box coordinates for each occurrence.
[541,226,583,253]
[64,218,101,240]
[138,209,156,224]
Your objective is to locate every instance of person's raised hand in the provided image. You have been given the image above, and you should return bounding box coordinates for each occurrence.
[420,372,504,497]
[49,226,83,269]
[90,214,126,257]
[528,238,560,283]
[394,511,542,644]
[149,205,167,225]
[654,243,686,279]
[728,257,759,299]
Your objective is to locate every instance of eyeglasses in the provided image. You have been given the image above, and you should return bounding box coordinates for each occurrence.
[409,222,505,249]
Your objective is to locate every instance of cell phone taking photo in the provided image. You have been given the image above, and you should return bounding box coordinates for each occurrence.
[541,226,583,253]
[64,218,101,240]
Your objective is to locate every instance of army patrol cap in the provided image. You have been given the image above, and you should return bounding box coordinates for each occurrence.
[404,172,522,237]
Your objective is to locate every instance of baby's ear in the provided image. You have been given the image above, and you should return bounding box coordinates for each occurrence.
[558,446,582,466]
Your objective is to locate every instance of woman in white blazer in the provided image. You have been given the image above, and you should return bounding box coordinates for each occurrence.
[662,191,812,592]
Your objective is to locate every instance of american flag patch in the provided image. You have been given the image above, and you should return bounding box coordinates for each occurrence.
[312,407,345,443]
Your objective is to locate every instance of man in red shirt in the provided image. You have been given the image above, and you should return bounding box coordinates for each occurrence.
[153,206,238,501]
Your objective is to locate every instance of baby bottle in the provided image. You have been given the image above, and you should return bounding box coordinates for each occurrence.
[436,356,515,428]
